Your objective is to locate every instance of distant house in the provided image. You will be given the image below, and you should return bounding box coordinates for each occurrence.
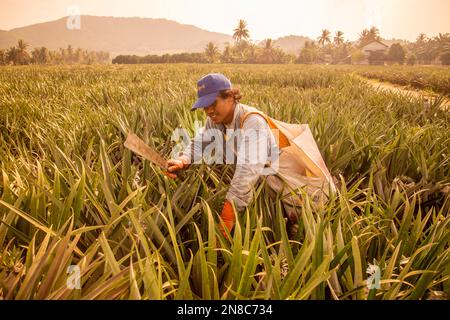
[357,40,389,65]
[362,40,389,55]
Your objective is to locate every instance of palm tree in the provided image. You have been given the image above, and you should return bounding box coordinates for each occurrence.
[31,48,39,64]
[67,45,74,63]
[59,48,67,63]
[433,33,450,64]
[222,43,234,63]
[16,39,30,65]
[263,38,274,50]
[358,29,370,44]
[358,27,380,47]
[0,49,6,65]
[49,50,61,64]
[233,19,250,44]
[317,29,331,47]
[304,40,319,51]
[204,42,219,63]
[416,33,427,44]
[31,47,50,64]
[6,47,18,65]
[434,33,450,50]
[298,41,319,64]
[272,48,286,64]
[75,48,84,63]
[261,39,275,63]
[412,33,429,64]
[368,26,380,40]
[17,39,28,51]
[244,43,258,63]
[334,31,344,46]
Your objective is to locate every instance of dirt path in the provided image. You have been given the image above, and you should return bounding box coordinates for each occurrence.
[359,76,450,111]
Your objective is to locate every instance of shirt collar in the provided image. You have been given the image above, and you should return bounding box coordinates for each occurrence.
[224,102,240,130]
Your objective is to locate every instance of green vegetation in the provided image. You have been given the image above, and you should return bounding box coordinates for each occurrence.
[0,64,449,300]
[0,40,110,66]
[112,24,450,66]
[343,65,450,96]
[2,22,449,67]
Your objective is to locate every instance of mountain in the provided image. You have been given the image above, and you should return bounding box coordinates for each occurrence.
[0,30,18,49]
[0,16,233,56]
[272,35,313,54]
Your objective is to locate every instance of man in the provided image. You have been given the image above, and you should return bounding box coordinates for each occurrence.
[167,73,335,238]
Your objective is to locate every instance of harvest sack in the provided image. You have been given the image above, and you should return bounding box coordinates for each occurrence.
[240,109,336,208]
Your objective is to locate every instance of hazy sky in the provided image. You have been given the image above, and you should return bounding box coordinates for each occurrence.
[1,0,449,41]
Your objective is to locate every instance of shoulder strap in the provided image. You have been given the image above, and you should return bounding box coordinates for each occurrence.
[240,111,290,148]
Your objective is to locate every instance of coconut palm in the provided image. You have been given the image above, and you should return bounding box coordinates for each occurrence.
[17,39,29,51]
[31,48,40,64]
[317,29,331,47]
[412,34,432,64]
[222,43,234,63]
[59,48,67,63]
[263,38,274,50]
[15,39,30,65]
[233,19,250,44]
[358,29,370,44]
[298,41,319,64]
[432,33,450,64]
[244,43,258,63]
[6,46,18,65]
[204,42,220,63]
[271,48,287,64]
[358,27,380,47]
[416,33,427,44]
[0,49,6,65]
[67,45,74,63]
[434,33,450,52]
[260,39,275,63]
[304,40,318,50]
[75,48,85,63]
[31,47,50,64]
[334,31,344,46]
[368,26,380,40]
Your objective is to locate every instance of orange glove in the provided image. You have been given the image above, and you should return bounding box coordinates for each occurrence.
[166,156,189,179]
[219,200,235,239]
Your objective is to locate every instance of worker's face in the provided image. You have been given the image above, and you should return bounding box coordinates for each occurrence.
[203,95,235,124]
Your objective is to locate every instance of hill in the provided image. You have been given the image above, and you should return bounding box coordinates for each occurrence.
[0,16,234,56]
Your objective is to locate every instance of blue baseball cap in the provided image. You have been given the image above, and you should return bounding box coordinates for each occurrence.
[192,73,232,110]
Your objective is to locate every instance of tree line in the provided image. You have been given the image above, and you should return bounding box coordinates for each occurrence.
[113,20,450,65]
[351,29,450,65]
[0,40,110,65]
[1,21,448,66]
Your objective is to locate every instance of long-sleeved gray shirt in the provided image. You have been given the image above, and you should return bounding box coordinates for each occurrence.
[178,103,279,211]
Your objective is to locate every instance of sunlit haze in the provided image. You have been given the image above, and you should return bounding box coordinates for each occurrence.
[1,0,449,41]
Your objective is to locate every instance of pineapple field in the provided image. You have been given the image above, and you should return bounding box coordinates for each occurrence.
[0,64,449,300]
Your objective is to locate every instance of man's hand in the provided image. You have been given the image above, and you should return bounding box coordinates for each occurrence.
[166,156,189,179]
[219,200,235,239]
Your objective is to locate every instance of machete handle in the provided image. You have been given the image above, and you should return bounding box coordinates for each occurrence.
[163,168,187,180]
